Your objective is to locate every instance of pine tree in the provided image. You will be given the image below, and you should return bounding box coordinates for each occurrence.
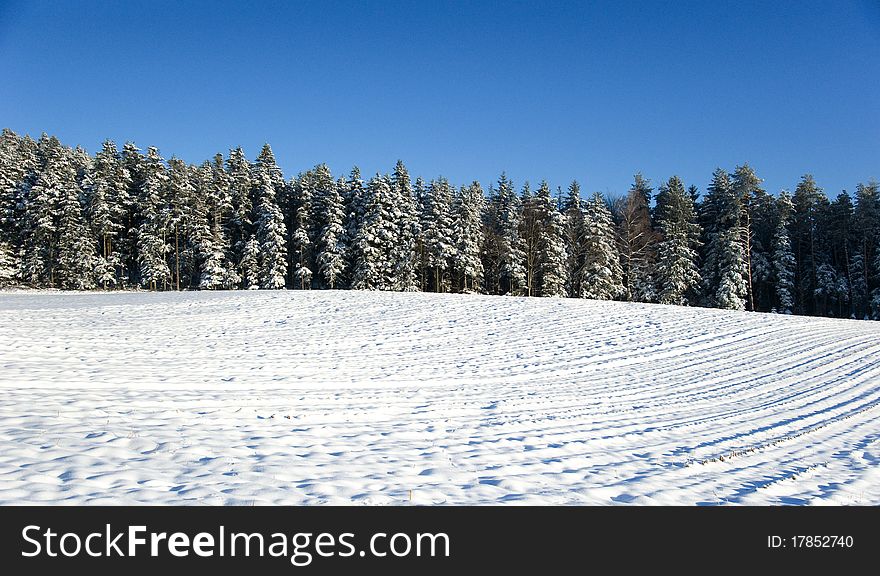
[166,158,194,290]
[19,135,65,286]
[536,181,568,297]
[342,167,365,288]
[561,180,584,297]
[55,152,95,290]
[790,174,828,314]
[0,129,29,281]
[731,164,763,311]
[290,170,314,289]
[86,140,131,288]
[0,240,15,286]
[772,191,796,314]
[390,160,419,291]
[452,181,485,292]
[240,235,260,290]
[351,174,397,290]
[854,181,880,318]
[226,147,253,287]
[136,147,170,290]
[313,166,346,289]
[495,173,526,295]
[617,173,658,302]
[252,168,287,289]
[421,177,455,292]
[580,193,623,300]
[701,168,748,310]
[655,176,702,305]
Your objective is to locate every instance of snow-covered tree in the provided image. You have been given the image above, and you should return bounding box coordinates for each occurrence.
[351,174,397,290]
[421,177,455,292]
[702,168,748,310]
[655,176,702,305]
[289,170,314,289]
[561,180,584,297]
[136,146,170,290]
[772,191,796,313]
[495,173,526,295]
[252,168,287,289]
[55,156,95,290]
[342,167,365,287]
[390,160,420,291]
[616,173,657,302]
[313,167,346,289]
[536,181,568,297]
[452,181,485,292]
[225,147,253,287]
[580,192,623,300]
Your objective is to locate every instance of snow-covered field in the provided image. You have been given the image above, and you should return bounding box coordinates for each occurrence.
[1,290,878,505]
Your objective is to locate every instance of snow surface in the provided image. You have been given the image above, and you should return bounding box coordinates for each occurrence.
[1,290,878,505]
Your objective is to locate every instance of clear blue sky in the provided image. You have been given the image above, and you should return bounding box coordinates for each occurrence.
[1,0,877,198]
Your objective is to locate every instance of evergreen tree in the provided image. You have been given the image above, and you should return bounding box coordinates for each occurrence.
[313,166,346,289]
[19,135,65,286]
[226,146,253,287]
[240,235,260,290]
[702,168,748,310]
[561,180,585,297]
[731,164,763,310]
[55,152,95,290]
[136,147,170,290]
[342,167,365,287]
[252,169,288,289]
[790,174,828,314]
[495,173,526,295]
[580,193,623,300]
[536,180,568,297]
[86,140,131,288]
[119,142,144,286]
[617,173,658,302]
[772,191,796,313]
[351,174,397,290]
[421,177,455,292]
[854,181,880,318]
[655,176,702,305]
[166,157,194,290]
[390,160,419,291]
[452,181,485,292]
[290,170,314,289]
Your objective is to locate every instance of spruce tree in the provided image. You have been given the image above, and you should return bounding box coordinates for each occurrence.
[226,147,253,287]
[536,180,568,297]
[55,151,95,290]
[342,167,365,287]
[252,169,288,289]
[136,146,170,290]
[702,168,748,310]
[421,177,455,292]
[580,193,623,300]
[617,173,657,302]
[655,176,702,305]
[772,191,796,313]
[495,173,526,295]
[790,175,828,314]
[391,160,420,291]
[313,166,346,289]
[561,180,584,297]
[452,181,485,292]
[351,174,397,290]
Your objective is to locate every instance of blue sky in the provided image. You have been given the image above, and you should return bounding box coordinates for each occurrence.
[1,0,877,198]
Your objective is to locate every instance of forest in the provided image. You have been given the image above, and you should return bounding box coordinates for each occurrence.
[0,128,877,319]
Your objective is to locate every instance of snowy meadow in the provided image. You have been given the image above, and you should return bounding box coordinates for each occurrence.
[1,290,878,505]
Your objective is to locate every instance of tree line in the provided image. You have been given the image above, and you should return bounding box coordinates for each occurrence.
[0,129,878,319]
